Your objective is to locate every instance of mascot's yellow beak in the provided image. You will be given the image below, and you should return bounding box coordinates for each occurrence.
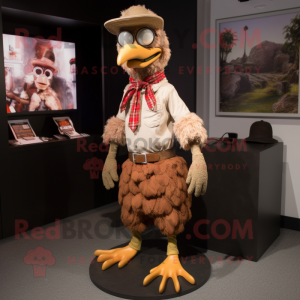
[117,44,161,68]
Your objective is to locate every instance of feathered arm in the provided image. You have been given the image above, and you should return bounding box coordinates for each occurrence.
[174,112,208,197]
[101,116,126,190]
[102,116,126,146]
[173,112,207,150]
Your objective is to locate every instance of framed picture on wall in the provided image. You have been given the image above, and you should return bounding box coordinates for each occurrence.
[216,8,300,118]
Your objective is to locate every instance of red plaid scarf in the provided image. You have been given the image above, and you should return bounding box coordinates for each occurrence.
[120,71,166,132]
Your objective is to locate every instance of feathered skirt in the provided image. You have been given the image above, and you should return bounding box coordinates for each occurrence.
[118,156,192,236]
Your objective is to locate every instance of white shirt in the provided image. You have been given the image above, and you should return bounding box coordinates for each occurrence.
[116,78,190,154]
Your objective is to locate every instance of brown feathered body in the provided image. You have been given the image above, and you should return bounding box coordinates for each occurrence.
[118,156,192,236]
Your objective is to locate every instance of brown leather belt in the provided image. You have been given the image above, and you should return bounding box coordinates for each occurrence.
[129,147,176,164]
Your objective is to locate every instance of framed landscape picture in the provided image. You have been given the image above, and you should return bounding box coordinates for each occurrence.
[216,8,300,118]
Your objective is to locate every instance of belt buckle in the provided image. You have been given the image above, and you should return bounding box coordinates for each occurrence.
[132,153,147,164]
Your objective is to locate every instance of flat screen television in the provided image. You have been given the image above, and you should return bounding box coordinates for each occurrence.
[3,34,76,113]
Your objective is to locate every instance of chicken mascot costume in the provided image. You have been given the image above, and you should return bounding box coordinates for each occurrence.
[94,5,208,294]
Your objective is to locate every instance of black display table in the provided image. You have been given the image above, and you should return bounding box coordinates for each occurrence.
[178,139,283,262]
[1,135,107,238]
[90,239,211,299]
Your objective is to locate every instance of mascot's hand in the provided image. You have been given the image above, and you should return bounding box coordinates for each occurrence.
[102,143,119,190]
[186,144,208,197]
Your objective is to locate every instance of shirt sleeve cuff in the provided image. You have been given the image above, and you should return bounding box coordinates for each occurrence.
[116,112,125,121]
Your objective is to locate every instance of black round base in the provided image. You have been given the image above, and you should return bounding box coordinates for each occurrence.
[89,239,211,299]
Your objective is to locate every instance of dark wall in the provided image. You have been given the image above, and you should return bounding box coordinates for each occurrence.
[0,0,9,239]
[1,0,128,25]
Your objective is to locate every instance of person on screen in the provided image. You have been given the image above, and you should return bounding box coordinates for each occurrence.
[6,50,62,111]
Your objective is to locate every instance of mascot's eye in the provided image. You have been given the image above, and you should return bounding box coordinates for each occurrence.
[136,28,156,46]
[44,69,53,79]
[118,31,134,47]
[34,66,43,76]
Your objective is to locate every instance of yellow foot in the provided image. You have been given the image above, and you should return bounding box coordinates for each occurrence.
[143,255,195,293]
[94,245,137,270]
